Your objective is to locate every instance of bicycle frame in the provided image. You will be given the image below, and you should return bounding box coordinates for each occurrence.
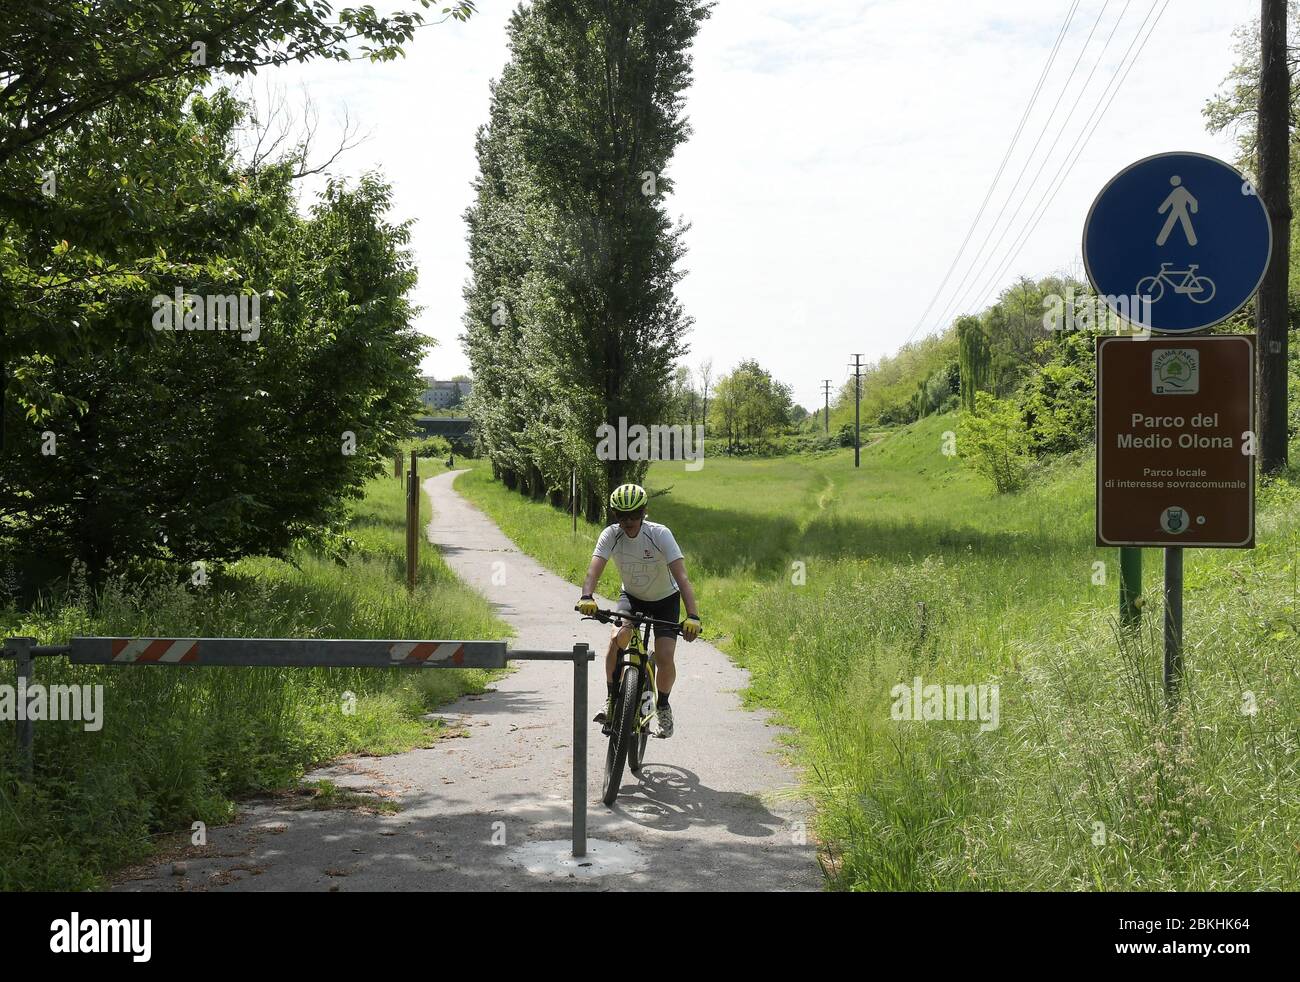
[1157,263,1201,286]
[580,607,681,732]
[616,619,658,732]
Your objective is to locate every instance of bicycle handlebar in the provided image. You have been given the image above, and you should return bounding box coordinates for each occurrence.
[574,605,686,631]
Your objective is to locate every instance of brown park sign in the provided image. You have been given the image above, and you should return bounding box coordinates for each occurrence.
[1097,335,1255,548]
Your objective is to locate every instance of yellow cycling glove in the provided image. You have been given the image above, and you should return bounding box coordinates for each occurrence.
[681,615,702,641]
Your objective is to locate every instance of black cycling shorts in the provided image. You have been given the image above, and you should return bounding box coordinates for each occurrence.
[614,591,681,639]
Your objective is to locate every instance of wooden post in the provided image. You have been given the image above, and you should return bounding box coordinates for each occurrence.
[1257,0,1291,473]
[406,450,418,590]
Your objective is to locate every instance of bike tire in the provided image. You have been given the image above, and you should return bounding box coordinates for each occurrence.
[1188,277,1215,304]
[629,693,650,774]
[1136,275,1163,305]
[602,666,640,806]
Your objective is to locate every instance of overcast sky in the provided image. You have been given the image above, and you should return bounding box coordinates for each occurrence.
[265,0,1251,409]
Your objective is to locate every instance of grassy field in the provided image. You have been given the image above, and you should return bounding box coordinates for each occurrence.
[0,460,508,890]
[456,416,1300,890]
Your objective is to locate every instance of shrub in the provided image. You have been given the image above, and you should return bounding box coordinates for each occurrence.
[959,392,1031,493]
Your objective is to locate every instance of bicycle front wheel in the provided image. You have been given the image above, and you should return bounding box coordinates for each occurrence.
[629,693,650,774]
[602,666,640,806]
[1136,275,1163,305]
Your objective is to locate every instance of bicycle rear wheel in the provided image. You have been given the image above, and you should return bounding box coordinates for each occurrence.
[602,666,640,806]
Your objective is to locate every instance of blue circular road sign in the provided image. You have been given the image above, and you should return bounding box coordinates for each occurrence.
[1083,151,1271,334]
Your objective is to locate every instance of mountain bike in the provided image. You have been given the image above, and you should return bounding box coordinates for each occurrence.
[576,606,684,806]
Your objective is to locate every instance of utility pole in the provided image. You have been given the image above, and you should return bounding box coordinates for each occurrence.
[821,379,832,434]
[849,354,864,468]
[1258,0,1291,474]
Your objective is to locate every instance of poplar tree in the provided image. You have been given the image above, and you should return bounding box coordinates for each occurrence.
[462,0,710,519]
[957,315,993,413]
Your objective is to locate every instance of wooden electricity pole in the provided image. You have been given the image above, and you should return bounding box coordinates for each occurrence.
[1257,0,1291,474]
[821,379,832,434]
[849,354,864,467]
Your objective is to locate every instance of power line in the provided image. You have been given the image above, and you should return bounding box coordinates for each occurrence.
[898,0,1081,350]
[925,0,1118,335]
[946,0,1136,321]
[968,0,1171,315]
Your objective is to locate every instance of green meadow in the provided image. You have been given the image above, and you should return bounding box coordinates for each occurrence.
[456,415,1300,890]
[0,464,508,890]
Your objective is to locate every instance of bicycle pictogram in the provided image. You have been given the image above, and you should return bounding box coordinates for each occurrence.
[1135,263,1217,305]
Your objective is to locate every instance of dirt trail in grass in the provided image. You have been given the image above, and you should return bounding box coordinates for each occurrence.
[113,469,819,892]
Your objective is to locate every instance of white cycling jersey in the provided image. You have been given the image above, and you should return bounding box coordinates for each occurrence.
[593,520,684,602]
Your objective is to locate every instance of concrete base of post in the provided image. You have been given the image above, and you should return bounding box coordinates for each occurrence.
[502,838,647,880]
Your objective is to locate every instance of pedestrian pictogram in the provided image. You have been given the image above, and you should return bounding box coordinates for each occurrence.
[1156,175,1198,246]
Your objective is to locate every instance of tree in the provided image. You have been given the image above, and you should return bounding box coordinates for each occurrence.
[710,359,792,448]
[0,2,476,171]
[0,86,424,589]
[957,315,992,412]
[1206,3,1299,469]
[1,1,475,452]
[461,1,710,519]
[698,355,713,433]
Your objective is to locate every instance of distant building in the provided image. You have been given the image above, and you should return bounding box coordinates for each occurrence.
[420,378,472,410]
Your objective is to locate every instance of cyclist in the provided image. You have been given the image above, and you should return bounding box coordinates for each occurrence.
[577,483,701,738]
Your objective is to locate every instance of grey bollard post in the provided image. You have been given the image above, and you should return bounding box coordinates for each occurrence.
[572,643,588,857]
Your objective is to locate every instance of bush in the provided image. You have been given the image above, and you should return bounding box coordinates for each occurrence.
[779,431,841,455]
[959,392,1031,493]
[1018,332,1096,456]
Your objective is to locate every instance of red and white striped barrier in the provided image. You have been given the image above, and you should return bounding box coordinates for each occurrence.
[111,639,200,664]
[69,637,506,669]
[388,641,465,666]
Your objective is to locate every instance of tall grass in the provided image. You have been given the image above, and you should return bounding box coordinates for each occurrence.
[0,467,508,890]
[456,418,1300,890]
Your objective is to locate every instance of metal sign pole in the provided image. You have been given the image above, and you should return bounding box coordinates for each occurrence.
[1119,547,1142,627]
[1164,546,1184,704]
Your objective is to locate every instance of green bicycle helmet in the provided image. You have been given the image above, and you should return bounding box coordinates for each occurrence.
[609,483,648,513]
